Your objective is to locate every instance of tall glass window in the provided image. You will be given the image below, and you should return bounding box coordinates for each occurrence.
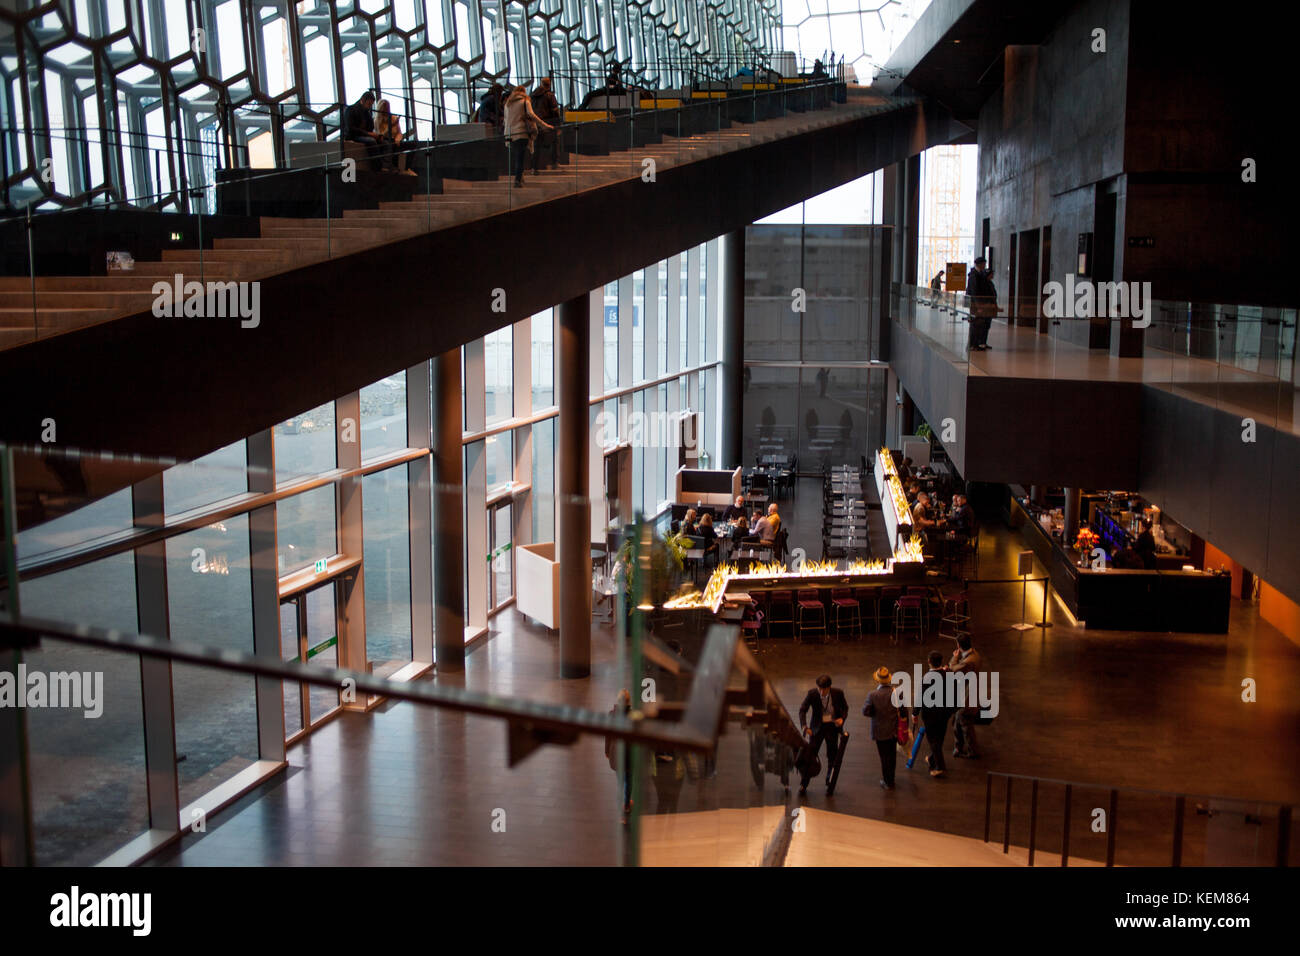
[363,466,412,679]
[277,485,337,575]
[531,308,554,408]
[633,269,645,382]
[485,430,515,490]
[485,326,513,425]
[657,260,668,374]
[16,486,132,565]
[21,554,147,865]
[276,402,336,486]
[164,440,247,516]
[166,517,259,808]
[531,418,556,541]
[362,370,408,459]
[603,280,619,391]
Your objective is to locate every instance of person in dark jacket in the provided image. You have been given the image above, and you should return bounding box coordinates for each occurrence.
[797,674,848,795]
[967,256,998,351]
[863,666,908,790]
[344,91,392,171]
[477,83,505,130]
[530,78,561,172]
[1136,519,1158,570]
[917,652,955,777]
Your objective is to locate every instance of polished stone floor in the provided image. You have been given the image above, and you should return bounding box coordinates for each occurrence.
[149,482,1300,866]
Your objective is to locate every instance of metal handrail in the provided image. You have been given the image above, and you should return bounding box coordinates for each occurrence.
[984,770,1294,867]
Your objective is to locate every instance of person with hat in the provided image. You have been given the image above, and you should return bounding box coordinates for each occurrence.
[967,256,998,352]
[797,674,848,796]
[863,666,908,790]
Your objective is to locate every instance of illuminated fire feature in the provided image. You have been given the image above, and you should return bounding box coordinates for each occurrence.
[878,447,911,522]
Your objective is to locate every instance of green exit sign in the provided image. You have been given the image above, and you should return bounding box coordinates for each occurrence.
[314,558,327,574]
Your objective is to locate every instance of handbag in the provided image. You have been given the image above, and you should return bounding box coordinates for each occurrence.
[896,714,910,745]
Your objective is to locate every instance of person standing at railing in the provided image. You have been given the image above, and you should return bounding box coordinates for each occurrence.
[968,255,998,351]
[476,83,505,132]
[530,78,562,173]
[504,85,552,188]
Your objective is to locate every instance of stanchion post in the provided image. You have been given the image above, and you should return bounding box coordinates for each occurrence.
[1037,576,1053,628]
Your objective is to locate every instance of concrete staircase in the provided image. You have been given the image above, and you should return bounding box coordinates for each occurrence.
[1,94,894,352]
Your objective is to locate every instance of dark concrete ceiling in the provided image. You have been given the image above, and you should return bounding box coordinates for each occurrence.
[880,0,1066,123]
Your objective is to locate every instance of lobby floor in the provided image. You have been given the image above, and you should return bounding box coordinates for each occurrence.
[149,485,1300,867]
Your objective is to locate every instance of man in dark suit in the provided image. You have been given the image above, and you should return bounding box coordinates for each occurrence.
[797,674,848,795]
[967,256,998,351]
[918,652,955,777]
[863,666,908,790]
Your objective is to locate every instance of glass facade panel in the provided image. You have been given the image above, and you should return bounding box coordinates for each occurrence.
[277,485,338,574]
[166,516,259,808]
[164,439,247,515]
[485,430,514,490]
[532,309,555,408]
[363,466,413,679]
[276,401,336,485]
[362,370,408,459]
[603,280,619,392]
[532,418,556,541]
[485,327,513,425]
[16,486,133,565]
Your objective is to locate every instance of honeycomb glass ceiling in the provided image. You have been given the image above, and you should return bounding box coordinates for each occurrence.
[781,0,930,83]
[0,0,781,210]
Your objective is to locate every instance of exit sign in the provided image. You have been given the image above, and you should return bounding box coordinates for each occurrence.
[314,558,328,574]
[1127,236,1155,248]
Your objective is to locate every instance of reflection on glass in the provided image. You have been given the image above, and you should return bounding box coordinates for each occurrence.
[16,486,133,565]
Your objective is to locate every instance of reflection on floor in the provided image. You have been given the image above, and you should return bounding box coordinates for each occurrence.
[640,807,785,867]
[785,807,1022,867]
[149,511,1300,867]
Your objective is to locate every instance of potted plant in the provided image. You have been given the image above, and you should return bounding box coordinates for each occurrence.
[616,529,688,607]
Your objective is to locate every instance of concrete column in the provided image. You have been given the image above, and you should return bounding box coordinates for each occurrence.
[433,349,465,673]
[1064,487,1081,541]
[558,292,592,679]
[719,228,745,470]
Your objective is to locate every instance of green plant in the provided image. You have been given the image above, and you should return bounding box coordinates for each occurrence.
[916,422,933,440]
[617,529,688,606]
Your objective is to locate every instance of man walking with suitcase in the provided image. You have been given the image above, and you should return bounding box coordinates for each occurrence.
[797,674,848,796]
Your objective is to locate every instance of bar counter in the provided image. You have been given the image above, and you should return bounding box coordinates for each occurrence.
[1011,496,1231,633]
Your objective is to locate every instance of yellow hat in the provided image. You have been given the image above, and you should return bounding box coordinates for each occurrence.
[874,666,891,684]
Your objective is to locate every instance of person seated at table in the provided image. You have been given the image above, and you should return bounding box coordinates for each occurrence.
[912,492,937,533]
[698,513,719,555]
[724,495,747,522]
[680,508,699,535]
[754,503,781,544]
[946,493,974,539]
[731,513,750,542]
[905,481,920,506]
[899,457,914,479]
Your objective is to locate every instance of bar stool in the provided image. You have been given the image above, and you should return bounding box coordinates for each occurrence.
[856,586,883,633]
[795,589,827,643]
[766,589,794,639]
[893,594,924,645]
[906,586,933,633]
[940,590,971,640]
[830,587,860,640]
[879,586,902,637]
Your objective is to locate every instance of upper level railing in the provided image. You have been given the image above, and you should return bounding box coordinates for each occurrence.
[892,282,1299,422]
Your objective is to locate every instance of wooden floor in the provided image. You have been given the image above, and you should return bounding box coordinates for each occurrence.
[148,490,1300,867]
